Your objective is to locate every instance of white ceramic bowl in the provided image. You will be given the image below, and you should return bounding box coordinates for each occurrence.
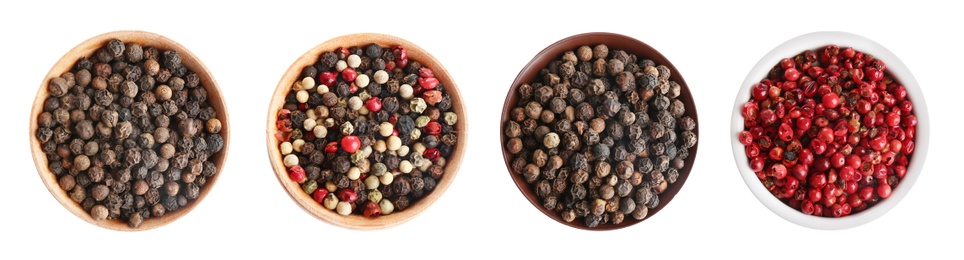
[731,31,929,230]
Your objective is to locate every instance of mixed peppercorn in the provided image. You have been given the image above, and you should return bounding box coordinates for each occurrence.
[275,44,458,218]
[505,44,697,228]
[740,45,916,217]
[37,39,225,228]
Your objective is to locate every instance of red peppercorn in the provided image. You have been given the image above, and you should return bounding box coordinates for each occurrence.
[341,135,360,153]
[894,165,907,178]
[365,97,382,113]
[885,111,901,127]
[742,102,759,120]
[848,194,863,207]
[771,164,788,179]
[393,46,408,68]
[798,149,814,165]
[424,121,442,135]
[418,77,440,90]
[336,188,357,203]
[276,119,293,132]
[278,109,291,119]
[422,90,443,105]
[751,84,768,101]
[335,47,350,58]
[325,141,339,153]
[769,146,784,161]
[318,71,337,87]
[821,92,840,109]
[423,148,440,162]
[341,68,357,83]
[865,67,883,82]
[808,187,822,202]
[419,67,435,78]
[784,68,801,82]
[746,143,761,158]
[810,173,827,189]
[738,130,753,146]
[313,188,329,203]
[780,58,795,70]
[275,132,291,142]
[877,183,892,199]
[749,157,765,172]
[830,153,846,169]
[801,201,815,215]
[791,164,808,181]
[363,201,381,218]
[288,165,306,184]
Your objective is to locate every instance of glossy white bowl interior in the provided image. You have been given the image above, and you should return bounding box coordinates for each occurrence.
[731,31,929,230]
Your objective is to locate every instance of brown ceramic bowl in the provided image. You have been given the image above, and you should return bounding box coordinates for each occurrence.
[267,33,467,230]
[501,32,699,230]
[29,30,230,231]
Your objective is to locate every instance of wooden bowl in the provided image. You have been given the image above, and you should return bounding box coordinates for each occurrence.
[29,30,230,231]
[267,33,467,229]
[500,32,700,230]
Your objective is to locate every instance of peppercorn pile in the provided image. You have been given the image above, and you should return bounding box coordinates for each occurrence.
[36,39,225,228]
[739,45,916,217]
[504,44,697,228]
[275,44,458,218]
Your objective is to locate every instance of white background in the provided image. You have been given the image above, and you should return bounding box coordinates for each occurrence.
[1,0,960,258]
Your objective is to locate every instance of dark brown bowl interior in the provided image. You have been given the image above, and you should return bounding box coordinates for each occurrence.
[500,32,700,230]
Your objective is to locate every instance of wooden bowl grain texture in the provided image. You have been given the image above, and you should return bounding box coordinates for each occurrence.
[267,33,467,230]
[29,30,230,231]
[500,32,700,230]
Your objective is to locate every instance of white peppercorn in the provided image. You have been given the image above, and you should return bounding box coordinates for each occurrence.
[312,125,327,138]
[301,77,316,91]
[283,154,299,167]
[336,201,352,215]
[379,199,394,215]
[355,74,370,88]
[399,160,413,174]
[335,60,348,72]
[373,140,386,152]
[348,96,363,111]
[316,84,329,94]
[346,54,361,68]
[292,139,305,153]
[303,118,317,131]
[379,122,393,137]
[296,90,309,103]
[280,141,293,155]
[399,84,414,99]
[386,136,401,151]
[365,175,380,190]
[380,172,394,185]
[544,132,560,148]
[373,70,389,84]
[347,167,361,180]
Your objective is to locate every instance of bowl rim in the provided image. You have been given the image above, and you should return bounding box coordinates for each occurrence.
[265,33,468,230]
[731,31,929,230]
[29,30,231,231]
[500,32,700,230]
